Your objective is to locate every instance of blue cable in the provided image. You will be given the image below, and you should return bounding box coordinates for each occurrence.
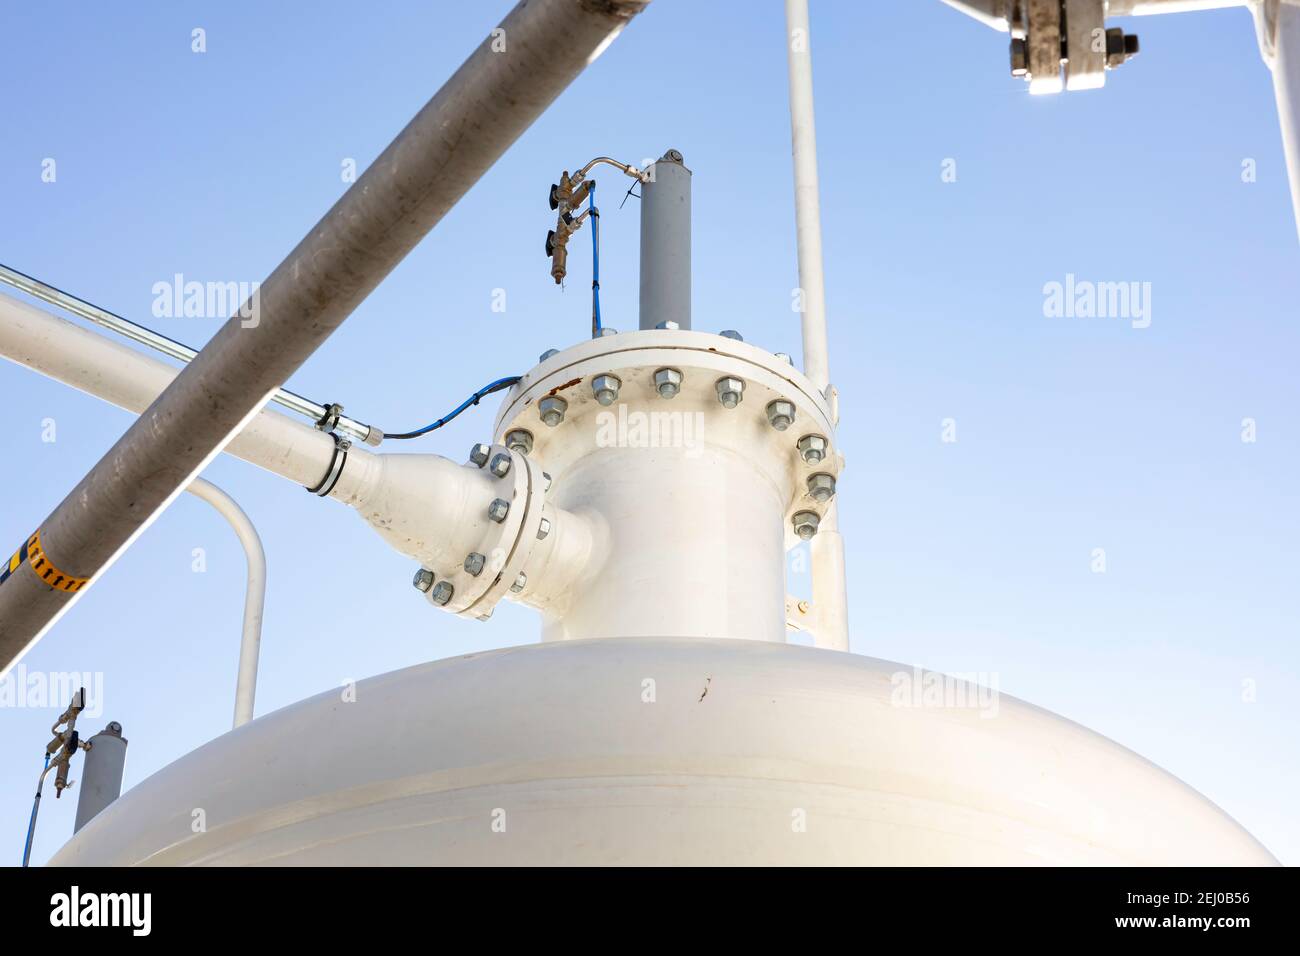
[22,753,49,867]
[384,376,522,440]
[590,182,602,338]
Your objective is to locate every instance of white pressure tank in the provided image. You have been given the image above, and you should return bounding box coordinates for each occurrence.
[50,637,1276,866]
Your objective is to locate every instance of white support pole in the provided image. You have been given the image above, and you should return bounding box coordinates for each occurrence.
[1260,0,1300,242]
[784,0,832,395]
[185,479,266,729]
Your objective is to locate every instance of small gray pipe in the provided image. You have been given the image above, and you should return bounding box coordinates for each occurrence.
[639,149,692,329]
[73,723,128,833]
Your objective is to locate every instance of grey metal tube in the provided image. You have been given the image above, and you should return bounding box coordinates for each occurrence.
[73,724,128,833]
[0,0,650,671]
[638,149,692,329]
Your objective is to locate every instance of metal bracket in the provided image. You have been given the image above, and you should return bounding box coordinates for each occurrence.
[305,432,350,497]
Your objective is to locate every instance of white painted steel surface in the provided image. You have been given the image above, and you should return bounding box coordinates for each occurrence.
[49,638,1277,866]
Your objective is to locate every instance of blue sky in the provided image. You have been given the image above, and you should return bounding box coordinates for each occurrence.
[1,1,1296,865]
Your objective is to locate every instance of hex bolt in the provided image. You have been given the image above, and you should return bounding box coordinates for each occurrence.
[797,434,828,464]
[598,327,618,337]
[807,473,837,503]
[464,552,486,577]
[489,452,512,478]
[488,498,510,523]
[412,568,434,593]
[430,580,455,606]
[654,367,683,399]
[591,374,621,407]
[510,572,528,593]
[774,352,794,366]
[720,330,744,342]
[504,429,533,455]
[539,395,568,427]
[476,608,494,622]
[543,472,553,492]
[537,517,552,540]
[469,443,491,468]
[766,399,796,431]
[715,376,745,409]
[655,320,680,330]
[539,348,560,362]
[793,510,821,541]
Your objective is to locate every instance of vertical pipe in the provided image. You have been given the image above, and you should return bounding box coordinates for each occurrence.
[1267,0,1300,243]
[638,149,692,329]
[811,503,850,652]
[784,0,831,393]
[186,479,266,728]
[73,724,128,833]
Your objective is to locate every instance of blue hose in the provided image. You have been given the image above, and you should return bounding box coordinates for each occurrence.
[384,376,522,440]
[590,182,602,338]
[21,753,49,867]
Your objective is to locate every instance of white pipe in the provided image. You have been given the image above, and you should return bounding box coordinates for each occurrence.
[1259,0,1300,242]
[0,291,596,613]
[185,479,265,729]
[784,0,832,395]
[811,502,850,652]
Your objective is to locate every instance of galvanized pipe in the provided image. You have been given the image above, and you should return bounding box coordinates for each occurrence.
[0,0,650,672]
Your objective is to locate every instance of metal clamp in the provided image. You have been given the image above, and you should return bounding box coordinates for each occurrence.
[305,433,350,497]
[315,402,344,433]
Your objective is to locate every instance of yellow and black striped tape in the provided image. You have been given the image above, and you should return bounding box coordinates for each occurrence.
[0,530,88,593]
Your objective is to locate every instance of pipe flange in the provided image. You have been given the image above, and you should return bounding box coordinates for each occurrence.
[419,445,546,619]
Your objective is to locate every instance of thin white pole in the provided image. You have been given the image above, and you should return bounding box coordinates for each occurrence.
[186,479,266,729]
[784,0,831,394]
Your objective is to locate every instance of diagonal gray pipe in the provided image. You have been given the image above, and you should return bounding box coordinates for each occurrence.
[0,0,650,672]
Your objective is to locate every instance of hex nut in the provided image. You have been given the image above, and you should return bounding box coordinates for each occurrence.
[591,374,621,407]
[539,348,560,362]
[510,572,528,593]
[539,395,568,427]
[793,511,821,540]
[489,452,512,478]
[543,472,553,492]
[464,552,486,577]
[655,320,680,330]
[537,517,552,540]
[598,327,618,337]
[766,399,796,431]
[412,568,434,593]
[797,434,828,464]
[488,498,510,523]
[654,367,683,399]
[469,443,491,468]
[720,330,744,341]
[504,429,533,455]
[715,376,745,409]
[774,352,794,366]
[807,473,837,503]
[476,608,494,622]
[430,580,455,606]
